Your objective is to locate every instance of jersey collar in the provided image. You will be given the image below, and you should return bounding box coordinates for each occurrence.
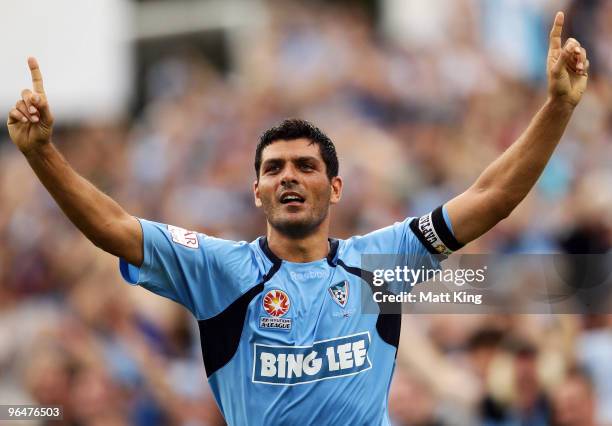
[259,237,339,266]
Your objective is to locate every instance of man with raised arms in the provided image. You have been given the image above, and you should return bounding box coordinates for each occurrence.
[7,12,588,425]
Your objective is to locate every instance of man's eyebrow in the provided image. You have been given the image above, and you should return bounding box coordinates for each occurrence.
[261,158,284,167]
[294,156,320,163]
[262,156,321,165]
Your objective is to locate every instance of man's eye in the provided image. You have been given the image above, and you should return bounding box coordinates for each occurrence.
[266,166,280,173]
[300,164,314,171]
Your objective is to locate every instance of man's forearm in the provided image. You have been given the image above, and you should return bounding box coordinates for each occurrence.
[474,98,574,212]
[446,99,575,244]
[23,142,142,263]
[445,12,587,246]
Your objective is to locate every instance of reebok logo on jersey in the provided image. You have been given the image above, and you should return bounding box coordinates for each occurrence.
[167,225,199,249]
[252,332,371,385]
[290,270,328,281]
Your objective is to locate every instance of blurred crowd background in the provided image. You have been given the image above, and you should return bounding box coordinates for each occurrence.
[1,0,611,424]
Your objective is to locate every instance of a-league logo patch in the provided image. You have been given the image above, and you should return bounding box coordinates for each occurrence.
[260,289,292,331]
[262,289,291,317]
[329,281,349,308]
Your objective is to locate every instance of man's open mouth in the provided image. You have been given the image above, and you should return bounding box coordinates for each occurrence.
[280,192,305,204]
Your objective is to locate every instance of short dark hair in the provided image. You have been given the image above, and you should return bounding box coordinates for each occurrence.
[254,119,339,180]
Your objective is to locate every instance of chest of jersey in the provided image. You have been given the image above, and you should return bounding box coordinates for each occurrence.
[245,263,377,386]
[198,241,403,425]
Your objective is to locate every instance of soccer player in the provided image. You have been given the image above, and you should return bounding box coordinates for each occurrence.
[7,12,588,425]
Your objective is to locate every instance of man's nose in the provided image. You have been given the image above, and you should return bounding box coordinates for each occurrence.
[280,164,299,186]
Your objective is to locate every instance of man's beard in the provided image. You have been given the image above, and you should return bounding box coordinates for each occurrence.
[266,205,329,239]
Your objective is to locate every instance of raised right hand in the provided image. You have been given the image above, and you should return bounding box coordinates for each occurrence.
[7,57,54,154]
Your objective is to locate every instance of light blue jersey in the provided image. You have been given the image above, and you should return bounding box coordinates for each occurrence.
[119,206,461,425]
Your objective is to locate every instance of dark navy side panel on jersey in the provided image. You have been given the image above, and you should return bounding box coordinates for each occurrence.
[199,258,282,377]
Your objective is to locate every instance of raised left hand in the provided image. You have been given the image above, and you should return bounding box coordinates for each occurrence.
[547,11,589,107]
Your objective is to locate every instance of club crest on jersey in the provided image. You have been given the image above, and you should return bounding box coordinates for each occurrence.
[260,289,292,331]
[329,281,349,308]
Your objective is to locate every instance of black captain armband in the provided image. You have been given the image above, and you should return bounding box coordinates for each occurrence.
[409,206,464,256]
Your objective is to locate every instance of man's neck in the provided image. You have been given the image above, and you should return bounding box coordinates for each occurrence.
[266,225,330,263]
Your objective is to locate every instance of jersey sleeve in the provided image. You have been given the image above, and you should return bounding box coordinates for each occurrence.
[118,218,260,320]
[346,205,463,277]
[351,205,461,253]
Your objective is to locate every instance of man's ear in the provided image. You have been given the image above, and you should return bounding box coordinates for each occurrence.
[330,176,343,205]
[253,180,263,208]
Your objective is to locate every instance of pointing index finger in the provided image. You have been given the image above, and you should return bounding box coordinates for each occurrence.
[549,11,564,52]
[27,56,45,94]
